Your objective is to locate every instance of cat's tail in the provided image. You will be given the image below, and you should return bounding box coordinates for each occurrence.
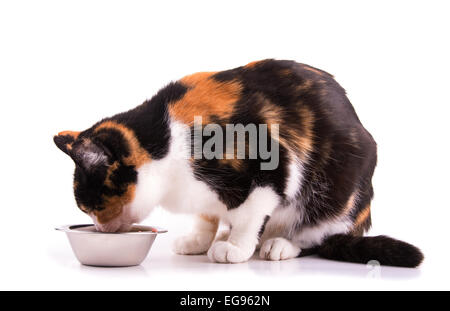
[302,234,424,268]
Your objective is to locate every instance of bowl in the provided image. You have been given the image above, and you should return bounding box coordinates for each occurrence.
[56,224,167,267]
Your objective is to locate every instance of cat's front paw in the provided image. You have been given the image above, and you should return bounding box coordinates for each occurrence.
[207,241,254,263]
[214,229,230,242]
[173,232,215,255]
[259,237,301,261]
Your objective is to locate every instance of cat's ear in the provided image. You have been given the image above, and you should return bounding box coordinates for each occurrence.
[54,131,109,171]
[71,140,110,171]
[53,131,80,155]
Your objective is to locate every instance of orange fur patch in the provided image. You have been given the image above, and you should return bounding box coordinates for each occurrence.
[104,161,120,188]
[57,131,80,151]
[281,106,314,161]
[58,130,80,139]
[296,79,314,92]
[181,71,216,85]
[218,158,245,171]
[94,184,136,224]
[297,106,315,153]
[354,204,371,228]
[318,139,332,167]
[257,93,314,161]
[79,204,89,213]
[199,214,219,225]
[343,191,358,215]
[257,94,286,151]
[279,68,292,76]
[303,65,324,76]
[94,121,151,168]
[349,128,360,148]
[169,73,242,125]
[259,96,284,127]
[244,60,264,68]
[89,122,150,224]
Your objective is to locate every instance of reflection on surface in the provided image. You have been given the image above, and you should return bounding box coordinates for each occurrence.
[50,236,422,282]
[78,262,150,278]
[142,252,421,280]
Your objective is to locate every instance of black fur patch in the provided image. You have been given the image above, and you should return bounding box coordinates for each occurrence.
[317,234,424,268]
[92,128,131,161]
[258,215,271,238]
[53,134,75,155]
[102,81,188,159]
[214,60,376,224]
[77,82,185,162]
[191,120,288,209]
[73,165,109,211]
[203,59,378,220]
[70,82,187,213]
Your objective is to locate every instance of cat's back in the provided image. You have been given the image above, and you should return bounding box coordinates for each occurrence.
[168,59,371,163]
[170,59,361,129]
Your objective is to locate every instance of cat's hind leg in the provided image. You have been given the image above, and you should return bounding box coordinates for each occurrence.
[173,214,219,255]
[207,187,279,263]
[259,237,301,261]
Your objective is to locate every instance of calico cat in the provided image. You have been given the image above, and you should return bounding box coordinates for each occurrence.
[54,59,423,267]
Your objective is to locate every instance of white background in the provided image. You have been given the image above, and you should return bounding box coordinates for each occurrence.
[1,0,449,290]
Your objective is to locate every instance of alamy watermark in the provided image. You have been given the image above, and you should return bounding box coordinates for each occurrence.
[191,116,279,170]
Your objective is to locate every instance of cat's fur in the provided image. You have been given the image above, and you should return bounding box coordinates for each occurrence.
[54,59,423,267]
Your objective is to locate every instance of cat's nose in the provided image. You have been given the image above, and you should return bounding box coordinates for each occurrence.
[93,222,121,233]
[118,223,133,232]
[91,215,122,233]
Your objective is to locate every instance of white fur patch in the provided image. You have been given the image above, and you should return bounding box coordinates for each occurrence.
[128,120,227,224]
[172,214,219,255]
[207,241,250,263]
[173,231,217,255]
[260,203,352,251]
[208,187,280,263]
[284,154,303,198]
[259,237,301,260]
[292,217,353,248]
[260,204,302,242]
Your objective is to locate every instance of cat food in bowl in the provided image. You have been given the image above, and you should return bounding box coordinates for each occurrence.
[56,224,167,267]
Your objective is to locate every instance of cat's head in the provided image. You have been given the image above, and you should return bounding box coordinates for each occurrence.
[53,121,151,232]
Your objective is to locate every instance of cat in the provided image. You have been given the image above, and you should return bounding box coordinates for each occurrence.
[54,59,423,267]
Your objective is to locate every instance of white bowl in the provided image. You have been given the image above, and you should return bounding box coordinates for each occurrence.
[56,224,167,267]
